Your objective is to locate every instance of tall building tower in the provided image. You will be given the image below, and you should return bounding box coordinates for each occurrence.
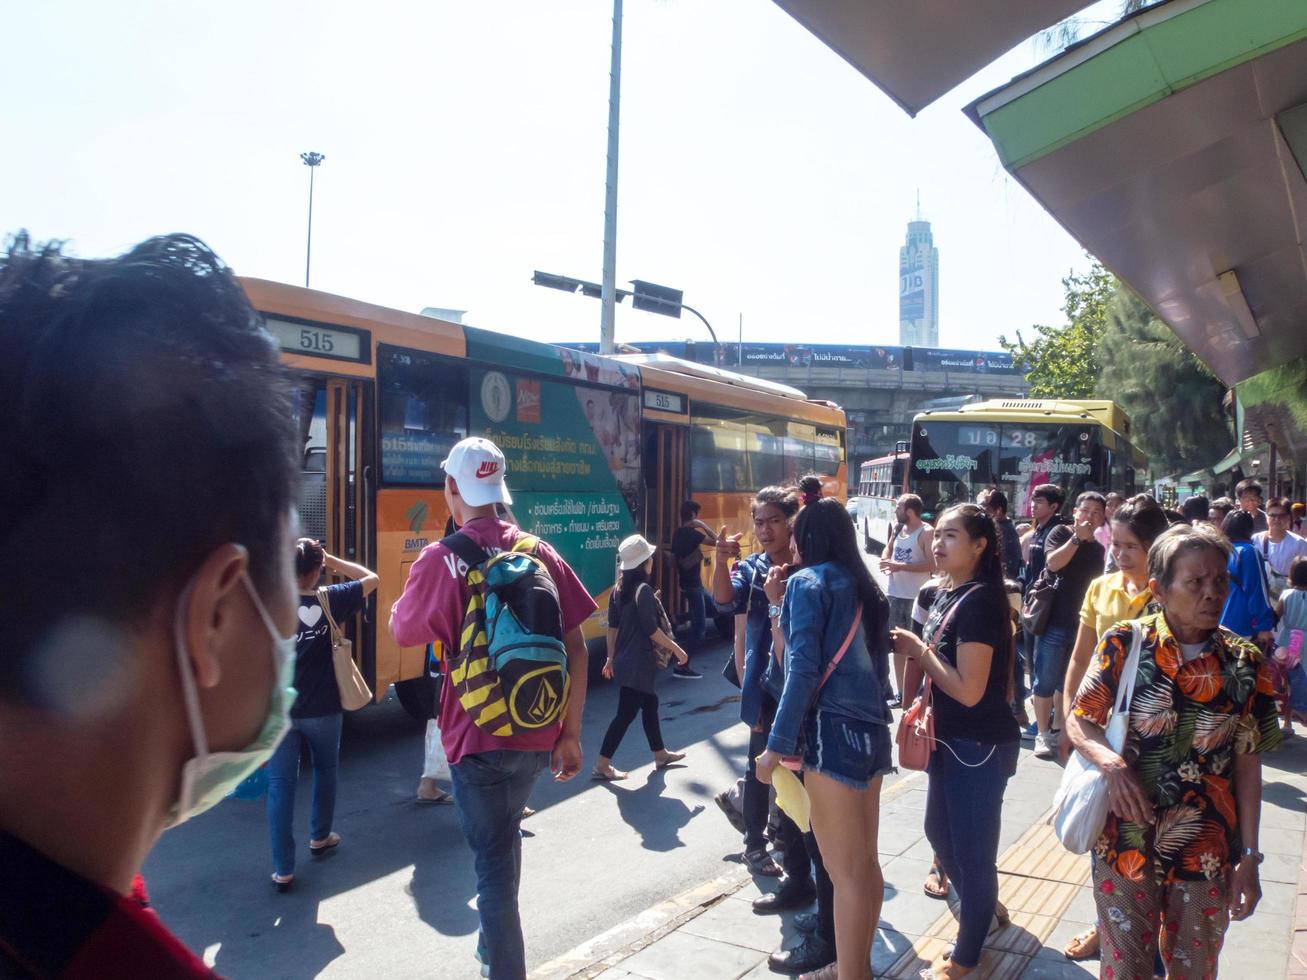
[898,206,939,347]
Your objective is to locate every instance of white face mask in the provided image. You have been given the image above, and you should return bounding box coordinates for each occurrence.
[164,571,296,829]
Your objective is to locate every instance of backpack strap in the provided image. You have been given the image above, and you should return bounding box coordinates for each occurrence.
[442,531,491,574]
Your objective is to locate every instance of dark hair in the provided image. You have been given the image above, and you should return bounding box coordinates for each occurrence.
[1032,483,1065,508]
[1180,495,1209,522]
[680,500,701,522]
[1222,509,1254,542]
[1210,496,1234,514]
[979,487,1009,515]
[1105,492,1125,505]
[753,485,800,519]
[1076,491,1107,510]
[1131,493,1159,509]
[1111,501,1171,550]
[1,233,297,701]
[295,538,325,579]
[1164,509,1186,525]
[1291,556,1307,589]
[612,561,650,609]
[1266,496,1292,514]
[797,474,822,496]
[897,493,924,517]
[1235,478,1263,500]
[792,498,890,660]
[937,503,1012,696]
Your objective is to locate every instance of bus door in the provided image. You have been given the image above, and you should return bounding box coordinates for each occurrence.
[293,376,376,691]
[643,422,688,616]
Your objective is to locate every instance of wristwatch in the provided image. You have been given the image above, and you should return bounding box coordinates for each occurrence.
[768,603,783,620]
[1239,847,1264,864]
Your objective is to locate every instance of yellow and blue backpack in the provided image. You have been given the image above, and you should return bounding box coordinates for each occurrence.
[441,532,570,735]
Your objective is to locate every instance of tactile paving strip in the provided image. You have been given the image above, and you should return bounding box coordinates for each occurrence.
[884,812,1091,979]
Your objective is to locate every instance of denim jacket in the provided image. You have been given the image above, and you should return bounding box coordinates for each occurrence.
[715,551,784,726]
[768,562,892,756]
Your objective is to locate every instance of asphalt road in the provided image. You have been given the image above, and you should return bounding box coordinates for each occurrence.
[145,640,762,979]
[144,558,899,979]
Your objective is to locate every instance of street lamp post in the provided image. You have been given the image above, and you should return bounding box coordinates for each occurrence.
[599,0,623,354]
[300,151,325,288]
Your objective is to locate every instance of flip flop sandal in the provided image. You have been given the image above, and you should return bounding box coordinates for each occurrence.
[923,867,949,899]
[309,832,341,857]
[743,848,783,877]
[591,769,628,781]
[416,789,453,804]
[1063,926,1100,961]
[655,752,686,769]
[271,873,294,893]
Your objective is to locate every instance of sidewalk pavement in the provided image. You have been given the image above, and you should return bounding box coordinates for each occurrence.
[533,734,1307,980]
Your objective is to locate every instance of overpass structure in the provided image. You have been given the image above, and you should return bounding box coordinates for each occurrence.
[730,358,1027,470]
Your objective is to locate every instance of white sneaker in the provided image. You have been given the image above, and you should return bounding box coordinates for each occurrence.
[1033,732,1056,759]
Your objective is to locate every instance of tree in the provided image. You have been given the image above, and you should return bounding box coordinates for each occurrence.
[1095,288,1232,477]
[999,262,1114,398]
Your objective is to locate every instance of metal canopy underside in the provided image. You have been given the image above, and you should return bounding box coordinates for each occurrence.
[966,0,1307,388]
[769,0,1088,116]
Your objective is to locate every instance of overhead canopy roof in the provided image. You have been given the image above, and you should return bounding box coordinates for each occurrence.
[770,0,1089,116]
[965,0,1307,388]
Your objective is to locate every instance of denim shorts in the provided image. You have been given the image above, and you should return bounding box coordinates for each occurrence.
[1032,624,1076,698]
[801,708,894,790]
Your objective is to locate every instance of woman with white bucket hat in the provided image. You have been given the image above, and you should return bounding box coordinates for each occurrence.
[594,535,690,780]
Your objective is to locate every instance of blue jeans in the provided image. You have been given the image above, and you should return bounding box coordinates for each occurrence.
[451,749,550,980]
[1031,623,1075,699]
[266,712,342,877]
[684,585,707,654]
[925,738,1019,969]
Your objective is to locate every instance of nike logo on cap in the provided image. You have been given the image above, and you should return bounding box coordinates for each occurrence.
[475,461,500,478]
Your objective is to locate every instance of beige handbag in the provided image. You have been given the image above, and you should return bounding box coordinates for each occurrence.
[317,587,373,711]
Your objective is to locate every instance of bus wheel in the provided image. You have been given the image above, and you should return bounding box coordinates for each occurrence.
[394,675,438,723]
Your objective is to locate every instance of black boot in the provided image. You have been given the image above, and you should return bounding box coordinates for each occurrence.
[752,877,816,915]
[767,933,835,975]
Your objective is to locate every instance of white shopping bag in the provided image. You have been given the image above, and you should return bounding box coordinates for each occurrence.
[422,718,451,782]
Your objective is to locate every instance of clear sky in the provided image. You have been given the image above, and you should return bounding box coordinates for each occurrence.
[2,1,1119,353]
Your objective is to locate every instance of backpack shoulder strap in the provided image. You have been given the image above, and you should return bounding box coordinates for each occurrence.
[511,534,539,555]
[441,531,489,575]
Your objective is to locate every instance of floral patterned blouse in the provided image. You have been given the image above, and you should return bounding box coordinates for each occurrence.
[1071,612,1281,884]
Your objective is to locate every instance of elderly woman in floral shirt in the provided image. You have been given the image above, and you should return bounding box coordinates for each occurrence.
[1066,523,1281,979]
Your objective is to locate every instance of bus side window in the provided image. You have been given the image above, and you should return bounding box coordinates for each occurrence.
[377,346,469,486]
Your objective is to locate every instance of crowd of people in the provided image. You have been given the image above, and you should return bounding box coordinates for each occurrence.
[0,233,1300,980]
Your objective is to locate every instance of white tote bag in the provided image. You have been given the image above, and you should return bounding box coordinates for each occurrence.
[422,718,451,782]
[1052,622,1143,853]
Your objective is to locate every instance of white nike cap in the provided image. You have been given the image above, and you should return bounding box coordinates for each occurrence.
[441,437,513,508]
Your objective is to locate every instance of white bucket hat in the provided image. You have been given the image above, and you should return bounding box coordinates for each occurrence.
[618,534,657,571]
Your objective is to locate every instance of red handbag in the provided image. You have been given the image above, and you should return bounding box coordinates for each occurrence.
[895,583,983,771]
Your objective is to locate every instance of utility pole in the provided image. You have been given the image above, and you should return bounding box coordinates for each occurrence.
[300,151,325,288]
[599,0,622,354]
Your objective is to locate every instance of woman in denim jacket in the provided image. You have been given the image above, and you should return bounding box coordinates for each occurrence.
[757,498,893,980]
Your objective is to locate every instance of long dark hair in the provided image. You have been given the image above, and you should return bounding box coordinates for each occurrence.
[938,503,1012,697]
[612,561,650,608]
[792,497,890,667]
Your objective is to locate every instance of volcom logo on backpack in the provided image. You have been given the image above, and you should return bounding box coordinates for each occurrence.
[442,532,570,735]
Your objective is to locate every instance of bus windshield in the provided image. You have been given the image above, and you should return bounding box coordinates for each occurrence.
[910,419,1103,519]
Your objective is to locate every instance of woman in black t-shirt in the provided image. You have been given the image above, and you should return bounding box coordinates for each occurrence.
[266,539,378,891]
[594,535,690,780]
[891,505,1019,979]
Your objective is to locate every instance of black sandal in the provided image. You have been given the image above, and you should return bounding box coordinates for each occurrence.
[744,848,782,877]
[271,873,293,892]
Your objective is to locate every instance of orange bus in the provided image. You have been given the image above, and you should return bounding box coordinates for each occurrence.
[243,280,847,718]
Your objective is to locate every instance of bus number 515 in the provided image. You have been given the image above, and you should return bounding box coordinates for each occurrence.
[300,329,334,353]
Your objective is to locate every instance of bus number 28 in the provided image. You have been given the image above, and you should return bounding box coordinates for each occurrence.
[299,329,335,353]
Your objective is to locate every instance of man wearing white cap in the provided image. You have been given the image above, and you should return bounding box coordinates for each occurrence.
[391,436,596,979]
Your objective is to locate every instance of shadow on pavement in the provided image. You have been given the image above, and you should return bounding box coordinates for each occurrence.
[597,768,707,852]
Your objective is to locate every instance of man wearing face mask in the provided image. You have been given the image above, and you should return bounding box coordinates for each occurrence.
[0,234,301,978]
